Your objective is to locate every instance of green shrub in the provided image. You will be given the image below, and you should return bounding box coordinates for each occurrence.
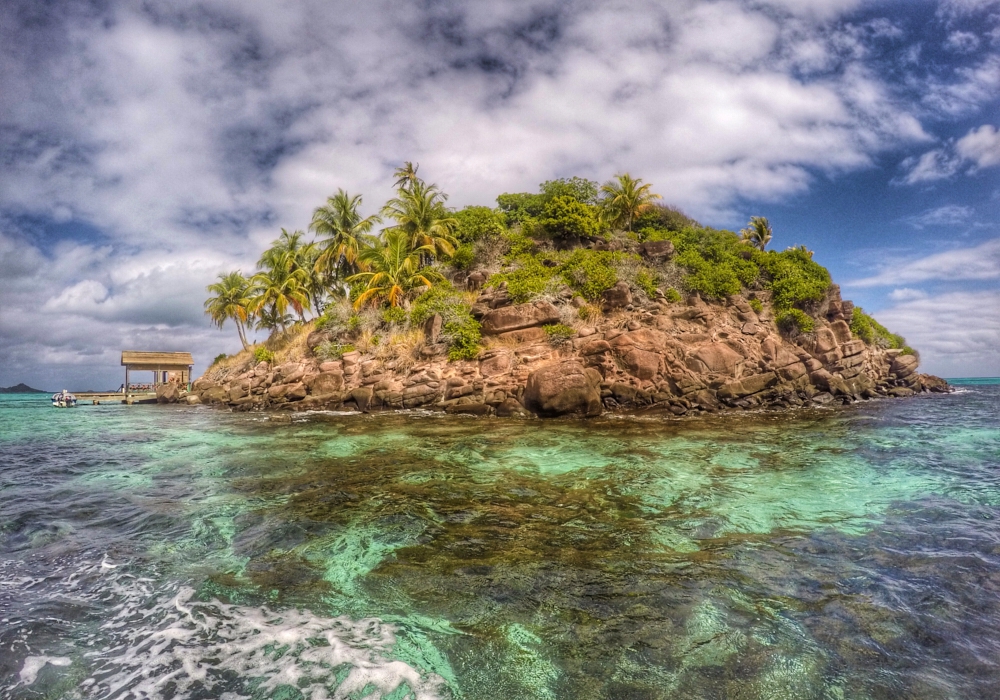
[748,298,763,313]
[347,315,362,333]
[664,287,682,303]
[453,206,506,244]
[634,268,659,297]
[315,342,355,360]
[850,307,907,348]
[667,227,761,299]
[540,176,599,204]
[899,346,916,356]
[212,353,228,366]
[756,247,831,311]
[253,346,275,363]
[448,244,476,270]
[410,285,482,361]
[560,249,627,300]
[445,318,481,361]
[543,323,576,344]
[380,306,408,325]
[486,256,558,303]
[777,309,815,334]
[538,195,602,240]
[633,204,700,233]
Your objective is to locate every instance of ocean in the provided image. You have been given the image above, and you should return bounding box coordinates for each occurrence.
[1,384,998,699]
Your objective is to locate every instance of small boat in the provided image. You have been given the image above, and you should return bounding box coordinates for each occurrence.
[51,390,78,408]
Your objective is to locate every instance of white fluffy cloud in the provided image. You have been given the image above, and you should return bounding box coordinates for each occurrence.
[0,0,995,386]
[876,290,1000,377]
[849,237,1000,286]
[956,124,1000,168]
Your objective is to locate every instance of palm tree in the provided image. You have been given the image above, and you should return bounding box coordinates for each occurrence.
[249,248,312,331]
[204,271,253,349]
[599,173,662,232]
[381,179,458,259]
[310,190,381,287]
[740,216,773,251]
[393,161,420,191]
[347,230,445,309]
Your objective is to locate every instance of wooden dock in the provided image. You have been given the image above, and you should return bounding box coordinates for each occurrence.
[76,392,157,405]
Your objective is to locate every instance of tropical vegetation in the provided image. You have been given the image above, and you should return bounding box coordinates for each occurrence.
[204,165,906,364]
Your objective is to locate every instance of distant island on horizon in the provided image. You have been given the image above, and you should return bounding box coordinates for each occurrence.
[0,383,48,394]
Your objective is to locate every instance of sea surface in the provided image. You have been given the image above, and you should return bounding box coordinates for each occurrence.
[1,385,999,699]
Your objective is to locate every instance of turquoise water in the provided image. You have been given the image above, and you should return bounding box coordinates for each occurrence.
[1,388,998,698]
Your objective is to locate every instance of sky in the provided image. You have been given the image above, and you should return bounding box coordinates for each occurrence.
[0,0,998,391]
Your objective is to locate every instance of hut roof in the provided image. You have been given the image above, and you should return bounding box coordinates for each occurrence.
[121,351,194,368]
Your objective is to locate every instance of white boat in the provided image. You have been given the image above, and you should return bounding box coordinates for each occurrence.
[51,391,78,408]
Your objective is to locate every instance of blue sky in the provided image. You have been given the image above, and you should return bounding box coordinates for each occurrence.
[1,0,998,390]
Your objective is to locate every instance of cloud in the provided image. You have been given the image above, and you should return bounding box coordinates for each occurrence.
[875,290,1000,377]
[945,30,981,52]
[956,124,1000,168]
[0,0,994,387]
[898,123,1000,183]
[888,288,929,301]
[904,204,974,227]
[849,237,1000,286]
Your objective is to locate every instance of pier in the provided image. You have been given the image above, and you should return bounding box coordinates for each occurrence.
[65,351,196,404]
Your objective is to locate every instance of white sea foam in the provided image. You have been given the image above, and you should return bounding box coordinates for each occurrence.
[2,557,447,700]
[19,655,72,685]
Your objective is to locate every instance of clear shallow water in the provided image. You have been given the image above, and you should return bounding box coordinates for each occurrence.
[1,388,998,699]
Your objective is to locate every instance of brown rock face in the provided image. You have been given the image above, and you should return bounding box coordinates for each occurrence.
[423,314,443,344]
[307,371,344,395]
[480,302,561,335]
[285,383,307,401]
[891,354,919,379]
[496,327,548,344]
[480,353,513,377]
[687,344,743,376]
[200,385,228,404]
[602,281,632,310]
[621,348,661,380]
[156,383,180,404]
[307,330,333,351]
[524,361,603,417]
[640,240,675,259]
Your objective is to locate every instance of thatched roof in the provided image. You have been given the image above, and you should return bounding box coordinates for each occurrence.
[121,351,194,369]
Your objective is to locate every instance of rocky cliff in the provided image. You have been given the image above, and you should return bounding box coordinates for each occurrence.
[185,281,947,417]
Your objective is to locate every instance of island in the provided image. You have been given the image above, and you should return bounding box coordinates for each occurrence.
[181,169,947,416]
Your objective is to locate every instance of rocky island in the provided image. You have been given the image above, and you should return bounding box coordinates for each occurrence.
[186,170,947,417]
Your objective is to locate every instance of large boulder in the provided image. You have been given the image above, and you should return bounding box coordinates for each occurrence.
[307,330,334,351]
[480,302,560,335]
[640,240,675,259]
[307,371,345,395]
[200,385,228,404]
[155,383,180,404]
[686,343,744,376]
[602,281,632,310]
[621,348,661,381]
[524,361,603,417]
[891,354,920,379]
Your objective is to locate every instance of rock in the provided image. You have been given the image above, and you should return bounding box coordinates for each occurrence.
[285,383,307,401]
[601,281,632,310]
[466,271,487,291]
[420,343,449,357]
[639,240,675,259]
[423,314,443,344]
[341,351,361,367]
[228,384,248,402]
[496,327,548,344]
[920,374,950,393]
[307,371,345,395]
[351,386,375,412]
[717,372,778,400]
[480,353,513,377]
[622,348,661,381]
[813,327,838,354]
[741,323,760,335]
[267,384,289,399]
[581,339,612,356]
[480,302,561,335]
[156,383,180,404]
[276,363,305,384]
[686,344,743,376]
[495,398,531,418]
[830,320,852,344]
[890,354,919,379]
[200,385,228,404]
[307,330,333,351]
[888,386,915,398]
[446,402,493,416]
[812,392,835,405]
[185,394,202,405]
[191,377,215,393]
[319,361,343,373]
[524,361,603,417]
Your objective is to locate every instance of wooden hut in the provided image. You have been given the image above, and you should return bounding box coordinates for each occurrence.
[121,351,194,393]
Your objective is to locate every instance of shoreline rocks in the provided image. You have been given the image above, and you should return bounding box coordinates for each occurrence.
[189,286,950,419]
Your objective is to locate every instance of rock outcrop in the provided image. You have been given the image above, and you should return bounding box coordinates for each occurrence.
[191,284,948,418]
